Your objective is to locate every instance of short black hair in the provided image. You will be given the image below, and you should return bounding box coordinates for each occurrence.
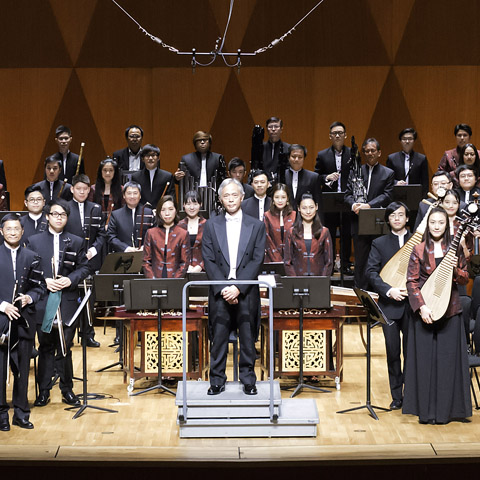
[55,125,71,137]
[24,184,45,200]
[250,169,269,180]
[362,138,381,150]
[454,123,472,136]
[123,181,142,193]
[266,116,283,128]
[140,144,160,159]
[1,213,21,228]
[330,121,346,132]
[398,128,417,141]
[456,164,478,179]
[72,174,91,186]
[288,144,307,157]
[46,198,70,216]
[432,170,453,182]
[228,157,246,172]
[44,155,62,168]
[125,125,144,139]
[385,201,409,224]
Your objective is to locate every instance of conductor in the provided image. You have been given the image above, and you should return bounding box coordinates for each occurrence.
[202,179,266,396]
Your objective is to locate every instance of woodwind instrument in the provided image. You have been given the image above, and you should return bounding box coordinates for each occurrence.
[421,203,479,321]
[57,178,68,198]
[6,281,18,386]
[51,257,67,357]
[380,190,446,290]
[75,142,85,177]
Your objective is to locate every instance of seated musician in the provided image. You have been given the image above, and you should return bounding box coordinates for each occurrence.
[106,182,154,252]
[264,183,296,263]
[284,193,333,276]
[456,164,480,203]
[143,196,190,278]
[178,190,206,273]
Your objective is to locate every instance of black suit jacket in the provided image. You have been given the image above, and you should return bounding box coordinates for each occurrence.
[241,196,272,220]
[315,146,351,192]
[180,151,223,185]
[112,147,144,173]
[366,231,412,320]
[33,179,72,202]
[285,168,322,211]
[386,151,429,197]
[49,152,85,184]
[456,186,480,203]
[243,182,254,199]
[131,167,175,207]
[262,140,290,176]
[0,159,7,190]
[20,213,48,246]
[0,245,45,340]
[106,204,154,252]
[65,200,106,273]
[27,231,89,324]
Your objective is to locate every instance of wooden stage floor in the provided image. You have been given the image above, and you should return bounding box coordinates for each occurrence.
[1,324,480,473]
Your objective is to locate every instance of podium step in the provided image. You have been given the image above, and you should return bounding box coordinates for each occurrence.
[176,381,319,438]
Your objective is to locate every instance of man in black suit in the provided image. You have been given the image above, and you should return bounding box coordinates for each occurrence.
[345,138,395,289]
[315,121,352,272]
[366,202,411,410]
[106,182,154,252]
[65,174,106,348]
[0,159,7,196]
[20,185,48,246]
[386,127,429,197]
[112,125,144,174]
[228,157,254,199]
[241,170,271,221]
[261,116,290,179]
[0,214,45,431]
[456,164,480,203]
[49,125,85,184]
[27,199,90,408]
[285,144,322,214]
[131,144,175,208]
[202,178,266,395]
[174,131,224,188]
[34,156,72,202]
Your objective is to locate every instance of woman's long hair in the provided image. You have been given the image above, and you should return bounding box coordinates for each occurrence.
[291,193,323,240]
[269,183,293,216]
[94,158,123,209]
[459,143,480,175]
[423,207,451,261]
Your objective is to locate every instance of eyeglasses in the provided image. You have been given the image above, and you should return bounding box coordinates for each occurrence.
[143,154,158,159]
[49,211,68,219]
[459,173,475,179]
[27,197,44,203]
[330,131,345,137]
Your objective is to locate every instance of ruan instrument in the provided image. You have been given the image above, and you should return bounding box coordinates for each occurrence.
[75,142,85,177]
[420,203,479,321]
[380,189,446,290]
[51,257,67,357]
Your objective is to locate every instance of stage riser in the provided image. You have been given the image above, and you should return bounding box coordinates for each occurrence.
[178,423,317,438]
[178,406,279,418]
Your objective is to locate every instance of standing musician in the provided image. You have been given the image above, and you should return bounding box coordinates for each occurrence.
[20,185,48,246]
[0,214,45,431]
[284,193,333,277]
[241,170,271,221]
[264,183,296,263]
[228,157,254,199]
[403,207,471,424]
[178,190,206,273]
[131,144,175,207]
[106,182,154,253]
[438,123,474,178]
[366,201,412,410]
[202,179,266,396]
[27,199,90,408]
[33,156,73,202]
[344,138,394,289]
[112,125,144,174]
[143,196,190,278]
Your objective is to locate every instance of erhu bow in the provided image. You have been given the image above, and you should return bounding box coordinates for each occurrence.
[51,257,67,357]
[75,142,85,177]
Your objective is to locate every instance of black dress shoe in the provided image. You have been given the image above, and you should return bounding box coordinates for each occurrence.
[0,418,9,432]
[207,384,225,395]
[389,399,402,410]
[12,417,34,429]
[86,337,100,348]
[243,384,257,395]
[62,391,81,406]
[34,391,50,407]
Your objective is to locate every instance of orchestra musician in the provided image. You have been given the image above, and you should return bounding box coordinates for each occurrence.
[261,117,290,179]
[112,125,144,174]
[27,199,90,409]
[20,185,48,246]
[143,196,189,279]
[33,156,73,202]
[178,190,206,273]
[202,178,266,396]
[438,123,474,179]
[403,207,471,424]
[366,201,412,410]
[456,164,480,203]
[0,214,45,431]
[264,183,296,263]
[228,157,254,199]
[241,170,271,221]
[284,193,333,276]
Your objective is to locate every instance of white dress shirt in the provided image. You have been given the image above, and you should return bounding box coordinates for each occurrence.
[226,211,242,279]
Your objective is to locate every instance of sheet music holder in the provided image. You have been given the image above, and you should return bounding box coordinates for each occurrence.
[358,208,388,236]
[260,262,285,277]
[187,272,209,297]
[322,192,350,213]
[123,278,187,397]
[99,251,143,274]
[337,287,391,420]
[393,184,423,212]
[275,276,332,397]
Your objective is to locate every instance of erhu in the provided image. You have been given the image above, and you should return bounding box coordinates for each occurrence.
[51,257,67,357]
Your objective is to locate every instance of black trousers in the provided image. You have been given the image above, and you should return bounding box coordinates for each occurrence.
[36,321,77,394]
[352,234,375,289]
[324,211,352,265]
[208,290,258,386]
[0,337,33,420]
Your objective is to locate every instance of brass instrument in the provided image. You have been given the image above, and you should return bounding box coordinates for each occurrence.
[349,136,367,204]
[380,190,446,290]
[421,203,479,321]
[51,257,67,357]
[75,142,85,177]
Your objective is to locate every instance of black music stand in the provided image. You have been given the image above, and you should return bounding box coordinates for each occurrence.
[274,276,332,397]
[358,208,388,236]
[65,288,118,419]
[392,184,423,212]
[322,192,350,286]
[94,273,143,372]
[337,287,392,420]
[260,262,285,277]
[99,251,143,275]
[124,278,186,396]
